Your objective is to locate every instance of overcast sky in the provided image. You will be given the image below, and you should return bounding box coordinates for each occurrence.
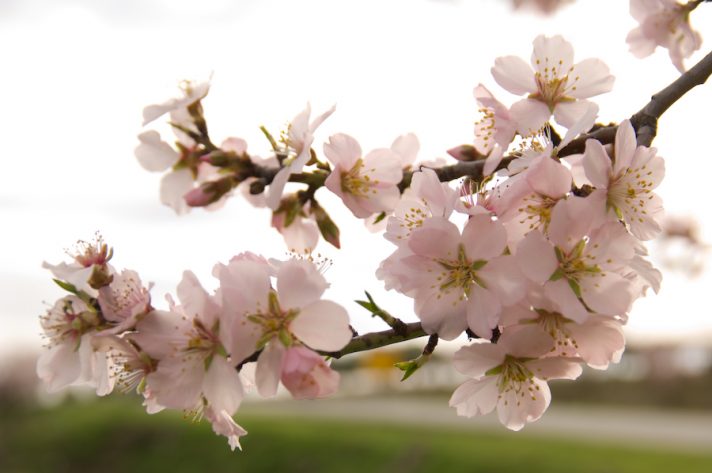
[2,0,712,356]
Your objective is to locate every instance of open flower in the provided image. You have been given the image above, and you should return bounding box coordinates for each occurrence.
[491,35,614,135]
[582,119,665,240]
[627,0,702,72]
[450,327,582,430]
[266,104,335,210]
[381,215,527,340]
[324,133,403,219]
[217,257,351,397]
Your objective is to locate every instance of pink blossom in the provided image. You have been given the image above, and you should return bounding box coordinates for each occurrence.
[382,215,527,340]
[97,269,151,334]
[271,202,320,253]
[42,236,114,295]
[266,104,335,210]
[37,296,108,393]
[323,133,403,219]
[501,292,625,369]
[216,257,351,397]
[627,0,702,72]
[581,119,665,240]
[384,168,458,246]
[496,153,573,244]
[491,35,613,135]
[516,207,637,322]
[280,346,340,399]
[140,271,243,415]
[450,327,582,430]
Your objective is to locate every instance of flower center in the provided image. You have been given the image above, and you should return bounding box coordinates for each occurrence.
[340,159,379,197]
[247,291,300,348]
[435,244,487,298]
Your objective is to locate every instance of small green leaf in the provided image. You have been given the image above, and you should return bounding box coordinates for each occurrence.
[549,267,565,281]
[373,211,387,225]
[53,279,78,294]
[567,277,582,298]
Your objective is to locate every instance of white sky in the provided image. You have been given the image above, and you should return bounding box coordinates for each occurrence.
[1,0,712,356]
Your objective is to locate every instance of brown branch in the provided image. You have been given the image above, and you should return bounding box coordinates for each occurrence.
[631,49,712,146]
[322,322,428,359]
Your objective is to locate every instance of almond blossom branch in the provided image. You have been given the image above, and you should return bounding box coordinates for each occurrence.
[632,48,712,146]
[323,321,428,359]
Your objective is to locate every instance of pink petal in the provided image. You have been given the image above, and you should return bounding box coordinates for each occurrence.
[462,214,507,261]
[526,155,572,198]
[449,378,499,417]
[498,324,554,358]
[510,99,551,136]
[567,58,615,99]
[391,133,420,166]
[553,100,596,129]
[160,169,193,214]
[515,230,558,284]
[526,357,583,380]
[579,272,634,316]
[408,217,461,260]
[135,130,179,172]
[277,259,328,310]
[531,35,574,76]
[204,356,244,414]
[256,341,286,397]
[612,120,637,176]
[291,300,352,351]
[453,342,505,377]
[544,279,589,323]
[582,139,612,188]
[497,378,550,431]
[324,133,362,169]
[491,56,537,95]
[569,317,625,369]
[466,286,501,339]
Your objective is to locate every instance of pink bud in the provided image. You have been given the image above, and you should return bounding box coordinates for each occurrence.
[280,346,339,399]
[184,187,212,207]
[447,144,483,162]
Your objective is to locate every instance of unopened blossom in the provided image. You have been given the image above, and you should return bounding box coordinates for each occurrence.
[216,257,351,397]
[43,236,114,294]
[324,133,403,219]
[627,0,702,72]
[280,346,340,399]
[582,119,665,240]
[473,84,516,155]
[516,200,637,322]
[491,35,614,135]
[450,327,582,430]
[266,104,335,210]
[382,215,527,340]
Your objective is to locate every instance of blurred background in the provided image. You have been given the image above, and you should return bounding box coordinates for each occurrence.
[1,0,712,471]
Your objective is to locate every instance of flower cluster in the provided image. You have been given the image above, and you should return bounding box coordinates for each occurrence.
[38,32,678,449]
[39,240,351,450]
[377,36,663,429]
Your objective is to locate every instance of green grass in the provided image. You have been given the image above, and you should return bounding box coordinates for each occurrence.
[1,398,711,473]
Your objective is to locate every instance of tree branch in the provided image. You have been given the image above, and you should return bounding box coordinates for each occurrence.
[323,321,428,359]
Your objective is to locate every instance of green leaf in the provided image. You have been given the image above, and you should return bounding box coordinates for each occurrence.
[53,279,78,294]
[567,277,582,298]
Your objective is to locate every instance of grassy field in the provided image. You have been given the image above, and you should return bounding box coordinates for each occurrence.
[1,397,711,473]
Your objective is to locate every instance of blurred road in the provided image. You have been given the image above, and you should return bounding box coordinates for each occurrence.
[242,396,712,453]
